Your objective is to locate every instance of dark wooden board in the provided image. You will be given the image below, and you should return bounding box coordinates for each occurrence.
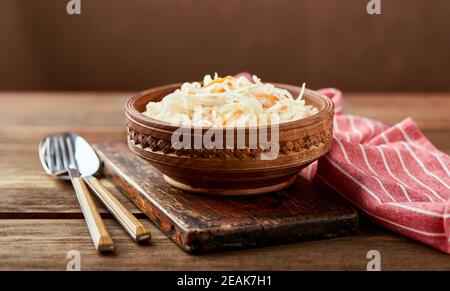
[94,142,358,253]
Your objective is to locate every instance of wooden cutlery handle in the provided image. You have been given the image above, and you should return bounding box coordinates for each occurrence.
[70,176,114,252]
[85,176,151,242]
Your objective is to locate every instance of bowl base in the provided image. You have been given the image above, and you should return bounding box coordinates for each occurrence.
[163,175,297,196]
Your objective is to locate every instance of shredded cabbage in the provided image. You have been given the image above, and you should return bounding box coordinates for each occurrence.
[143,74,318,127]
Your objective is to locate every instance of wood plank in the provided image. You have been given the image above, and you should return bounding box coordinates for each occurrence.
[0,177,142,218]
[0,127,139,216]
[1,92,449,129]
[344,92,450,129]
[0,219,449,270]
[0,92,130,127]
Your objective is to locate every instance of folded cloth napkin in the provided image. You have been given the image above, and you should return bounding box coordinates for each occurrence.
[300,88,450,253]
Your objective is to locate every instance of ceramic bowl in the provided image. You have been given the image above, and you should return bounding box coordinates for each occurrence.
[125,83,333,195]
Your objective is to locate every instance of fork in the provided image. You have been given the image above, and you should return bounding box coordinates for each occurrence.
[50,134,114,252]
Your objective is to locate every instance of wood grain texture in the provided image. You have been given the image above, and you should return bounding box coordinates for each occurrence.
[0,93,449,269]
[1,92,449,129]
[1,219,449,271]
[95,142,358,252]
[0,127,140,216]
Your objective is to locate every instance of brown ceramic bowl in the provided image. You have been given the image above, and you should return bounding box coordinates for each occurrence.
[125,83,333,195]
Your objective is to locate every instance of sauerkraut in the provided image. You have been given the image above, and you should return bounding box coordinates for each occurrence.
[143,74,318,127]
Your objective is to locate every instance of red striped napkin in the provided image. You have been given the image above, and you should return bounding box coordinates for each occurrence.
[301,88,450,253]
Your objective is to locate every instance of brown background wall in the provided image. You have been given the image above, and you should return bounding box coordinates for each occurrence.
[1,0,449,91]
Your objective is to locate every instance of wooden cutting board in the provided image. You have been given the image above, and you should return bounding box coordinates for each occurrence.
[94,142,358,253]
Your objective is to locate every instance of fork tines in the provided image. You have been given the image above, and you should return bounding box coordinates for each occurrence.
[39,134,67,176]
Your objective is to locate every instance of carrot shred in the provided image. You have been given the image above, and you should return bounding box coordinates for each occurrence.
[256,93,279,103]
[205,75,234,87]
[222,109,243,126]
[211,87,225,93]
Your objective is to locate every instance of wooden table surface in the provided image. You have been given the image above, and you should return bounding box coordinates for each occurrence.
[1,92,449,270]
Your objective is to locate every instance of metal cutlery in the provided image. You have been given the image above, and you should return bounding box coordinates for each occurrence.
[39,133,151,251]
[39,133,114,252]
